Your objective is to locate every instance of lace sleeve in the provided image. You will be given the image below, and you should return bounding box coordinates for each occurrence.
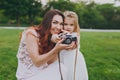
[16,29,38,67]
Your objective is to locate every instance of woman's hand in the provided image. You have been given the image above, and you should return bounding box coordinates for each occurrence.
[51,34,61,43]
[54,39,70,51]
[54,39,77,51]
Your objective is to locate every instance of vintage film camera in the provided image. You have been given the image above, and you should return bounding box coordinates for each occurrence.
[59,33,77,44]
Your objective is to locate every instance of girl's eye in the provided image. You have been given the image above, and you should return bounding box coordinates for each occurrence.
[70,24,74,26]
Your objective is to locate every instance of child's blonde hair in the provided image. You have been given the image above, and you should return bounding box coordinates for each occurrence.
[63,11,80,35]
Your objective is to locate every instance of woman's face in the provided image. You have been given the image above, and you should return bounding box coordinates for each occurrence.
[50,15,63,34]
[64,17,75,33]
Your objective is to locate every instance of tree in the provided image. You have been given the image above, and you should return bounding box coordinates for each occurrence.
[44,0,76,12]
[26,0,43,25]
[75,2,106,29]
[0,0,28,26]
[96,4,117,28]
[0,0,43,26]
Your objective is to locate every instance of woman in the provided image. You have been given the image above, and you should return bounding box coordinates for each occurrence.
[16,9,75,80]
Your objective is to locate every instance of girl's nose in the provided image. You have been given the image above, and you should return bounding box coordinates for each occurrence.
[67,25,71,28]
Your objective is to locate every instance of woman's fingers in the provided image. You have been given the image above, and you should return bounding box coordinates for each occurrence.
[51,34,61,43]
[56,39,77,51]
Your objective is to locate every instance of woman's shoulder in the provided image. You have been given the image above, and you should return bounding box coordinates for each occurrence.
[23,26,39,37]
[25,26,36,31]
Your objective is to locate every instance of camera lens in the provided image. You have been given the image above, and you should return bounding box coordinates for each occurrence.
[65,38,72,44]
[62,38,72,44]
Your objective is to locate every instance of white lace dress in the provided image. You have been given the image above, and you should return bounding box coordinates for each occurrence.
[60,40,88,80]
[16,29,68,80]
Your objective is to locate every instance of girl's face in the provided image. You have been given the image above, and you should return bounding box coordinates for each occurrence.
[64,17,75,33]
[50,15,63,34]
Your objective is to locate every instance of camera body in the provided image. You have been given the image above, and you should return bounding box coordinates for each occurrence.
[59,33,77,44]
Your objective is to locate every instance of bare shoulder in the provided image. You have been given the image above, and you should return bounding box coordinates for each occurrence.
[25,26,38,38]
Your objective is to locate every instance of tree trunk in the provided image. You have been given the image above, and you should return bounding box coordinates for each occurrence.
[16,16,20,27]
[29,15,35,26]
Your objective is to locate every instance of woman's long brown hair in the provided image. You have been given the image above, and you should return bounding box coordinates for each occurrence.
[36,9,64,54]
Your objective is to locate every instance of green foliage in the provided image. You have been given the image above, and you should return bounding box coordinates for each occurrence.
[45,0,76,12]
[78,2,106,29]
[26,0,43,25]
[0,10,9,23]
[96,4,115,28]
[0,0,120,29]
[95,4,120,29]
[0,0,43,26]
[44,1,120,29]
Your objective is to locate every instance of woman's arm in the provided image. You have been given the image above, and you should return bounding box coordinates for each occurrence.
[26,33,70,67]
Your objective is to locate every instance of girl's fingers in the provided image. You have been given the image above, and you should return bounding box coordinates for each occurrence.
[65,41,77,50]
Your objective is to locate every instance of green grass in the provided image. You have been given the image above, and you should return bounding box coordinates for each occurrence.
[80,32,120,80]
[0,29,22,80]
[0,29,120,80]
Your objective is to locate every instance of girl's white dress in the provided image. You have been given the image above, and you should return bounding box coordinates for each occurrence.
[60,36,88,80]
[16,29,68,80]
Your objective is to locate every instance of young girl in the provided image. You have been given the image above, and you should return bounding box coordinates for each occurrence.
[52,11,88,80]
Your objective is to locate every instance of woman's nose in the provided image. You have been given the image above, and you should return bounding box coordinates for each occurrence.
[57,24,62,29]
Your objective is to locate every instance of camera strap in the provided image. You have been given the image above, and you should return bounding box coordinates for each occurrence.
[58,46,78,80]
[73,45,78,80]
[58,53,63,80]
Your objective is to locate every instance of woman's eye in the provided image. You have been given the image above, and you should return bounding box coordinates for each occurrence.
[53,21,58,24]
[64,23,67,26]
[60,23,64,26]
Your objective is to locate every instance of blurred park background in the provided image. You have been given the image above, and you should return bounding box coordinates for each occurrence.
[0,0,120,29]
[0,0,120,80]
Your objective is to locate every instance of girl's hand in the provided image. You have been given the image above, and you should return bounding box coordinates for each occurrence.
[65,41,77,50]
